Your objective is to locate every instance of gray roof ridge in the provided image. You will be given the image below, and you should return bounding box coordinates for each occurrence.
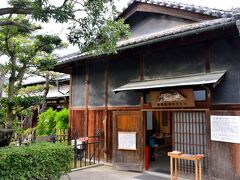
[121,0,233,18]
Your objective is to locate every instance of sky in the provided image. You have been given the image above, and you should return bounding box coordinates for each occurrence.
[1,0,240,61]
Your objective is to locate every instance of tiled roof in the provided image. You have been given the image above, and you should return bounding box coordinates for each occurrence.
[117,17,235,48]
[22,74,70,86]
[56,17,235,65]
[55,0,239,66]
[122,0,233,18]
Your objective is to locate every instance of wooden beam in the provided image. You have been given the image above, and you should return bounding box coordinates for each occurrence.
[108,106,141,110]
[119,3,139,20]
[211,104,240,110]
[142,108,209,112]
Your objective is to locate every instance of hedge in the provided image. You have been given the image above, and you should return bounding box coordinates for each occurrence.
[0,143,73,180]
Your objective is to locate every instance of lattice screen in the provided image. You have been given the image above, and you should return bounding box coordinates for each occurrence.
[173,111,207,174]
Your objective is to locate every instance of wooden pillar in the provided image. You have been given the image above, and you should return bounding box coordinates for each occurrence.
[103,60,109,161]
[85,63,89,137]
[140,53,144,108]
[68,71,73,139]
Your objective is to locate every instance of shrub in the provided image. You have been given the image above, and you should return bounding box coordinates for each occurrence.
[0,143,73,180]
[36,108,57,135]
[55,108,68,131]
[36,108,69,136]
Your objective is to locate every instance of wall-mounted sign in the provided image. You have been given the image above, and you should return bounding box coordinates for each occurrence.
[211,115,240,144]
[118,132,137,150]
[149,89,195,108]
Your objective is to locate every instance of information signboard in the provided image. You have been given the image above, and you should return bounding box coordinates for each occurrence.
[118,132,137,150]
[211,115,240,144]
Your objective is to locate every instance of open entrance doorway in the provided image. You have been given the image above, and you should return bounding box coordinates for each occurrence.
[145,110,208,176]
[146,111,172,174]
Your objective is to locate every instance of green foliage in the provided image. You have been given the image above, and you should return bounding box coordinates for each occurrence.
[36,108,56,135]
[18,84,45,96]
[0,142,73,179]
[37,108,69,135]
[23,127,35,139]
[0,96,43,108]
[0,108,7,127]
[0,96,41,128]
[8,0,75,23]
[68,0,130,55]
[55,108,69,130]
[0,14,65,128]
[1,0,130,56]
[0,0,130,129]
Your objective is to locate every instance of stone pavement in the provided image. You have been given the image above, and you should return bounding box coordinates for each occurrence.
[61,165,170,180]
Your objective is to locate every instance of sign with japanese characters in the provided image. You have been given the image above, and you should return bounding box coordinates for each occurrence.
[211,115,240,144]
[118,132,137,150]
[150,89,195,108]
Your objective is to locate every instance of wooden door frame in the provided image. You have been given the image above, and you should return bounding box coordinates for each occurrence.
[142,108,210,175]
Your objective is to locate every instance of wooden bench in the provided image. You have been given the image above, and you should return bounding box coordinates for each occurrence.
[168,152,204,180]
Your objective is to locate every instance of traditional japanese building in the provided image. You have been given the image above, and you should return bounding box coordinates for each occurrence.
[55,1,240,179]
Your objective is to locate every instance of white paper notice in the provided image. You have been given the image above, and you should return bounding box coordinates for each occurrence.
[210,115,240,144]
[118,132,137,150]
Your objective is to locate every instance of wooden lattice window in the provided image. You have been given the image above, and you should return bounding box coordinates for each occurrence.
[173,111,207,174]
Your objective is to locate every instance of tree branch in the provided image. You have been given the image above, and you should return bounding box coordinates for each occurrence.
[0,0,70,16]
[0,7,32,16]
[59,0,69,9]
[0,21,41,31]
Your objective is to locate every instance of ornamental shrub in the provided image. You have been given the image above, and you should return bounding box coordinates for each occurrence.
[0,143,73,180]
[55,108,68,131]
[36,108,57,135]
[36,108,68,136]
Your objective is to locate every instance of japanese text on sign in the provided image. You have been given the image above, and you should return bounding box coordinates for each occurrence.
[118,132,137,150]
[211,115,240,144]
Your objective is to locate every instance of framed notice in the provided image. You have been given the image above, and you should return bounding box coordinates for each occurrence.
[211,115,240,144]
[118,132,137,150]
